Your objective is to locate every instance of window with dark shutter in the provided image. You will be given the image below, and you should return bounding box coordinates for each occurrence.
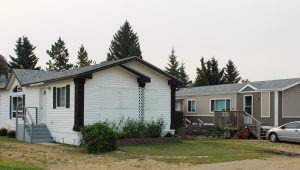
[53,87,56,109]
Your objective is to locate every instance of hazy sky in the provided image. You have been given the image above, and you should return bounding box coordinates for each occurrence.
[1,1,300,82]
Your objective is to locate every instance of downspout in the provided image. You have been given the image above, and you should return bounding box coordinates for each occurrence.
[274,90,278,127]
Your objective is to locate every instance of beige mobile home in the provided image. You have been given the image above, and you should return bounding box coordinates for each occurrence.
[177,78,300,128]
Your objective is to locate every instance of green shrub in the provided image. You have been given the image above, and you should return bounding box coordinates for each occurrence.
[81,122,117,153]
[144,118,165,138]
[106,117,166,139]
[122,118,145,139]
[175,111,184,128]
[164,132,173,137]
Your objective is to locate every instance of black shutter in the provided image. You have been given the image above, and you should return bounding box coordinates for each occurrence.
[22,95,25,120]
[66,85,70,108]
[9,96,11,119]
[53,87,56,109]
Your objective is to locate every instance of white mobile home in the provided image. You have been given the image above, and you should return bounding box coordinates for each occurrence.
[0,57,182,145]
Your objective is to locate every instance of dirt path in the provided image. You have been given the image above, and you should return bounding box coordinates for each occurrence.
[189,157,300,170]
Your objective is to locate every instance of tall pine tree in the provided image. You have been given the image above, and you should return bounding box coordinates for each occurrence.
[46,37,73,71]
[0,54,10,77]
[193,57,209,87]
[194,57,224,87]
[107,20,142,61]
[165,48,180,79]
[9,36,40,70]
[178,61,189,87]
[223,60,241,84]
[74,45,93,68]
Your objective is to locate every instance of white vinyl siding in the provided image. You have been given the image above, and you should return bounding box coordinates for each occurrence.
[126,61,171,131]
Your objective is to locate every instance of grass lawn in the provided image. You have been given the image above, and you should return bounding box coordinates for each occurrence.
[0,137,42,170]
[108,140,285,164]
[0,136,300,169]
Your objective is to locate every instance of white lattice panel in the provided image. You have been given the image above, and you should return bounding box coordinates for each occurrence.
[99,86,159,123]
[99,86,139,123]
[144,88,159,121]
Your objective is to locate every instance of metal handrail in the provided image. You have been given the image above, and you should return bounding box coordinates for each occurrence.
[197,118,204,126]
[16,106,38,143]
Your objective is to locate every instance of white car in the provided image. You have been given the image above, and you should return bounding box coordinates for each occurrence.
[266,121,300,143]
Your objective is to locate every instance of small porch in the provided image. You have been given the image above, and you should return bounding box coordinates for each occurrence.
[213,111,269,139]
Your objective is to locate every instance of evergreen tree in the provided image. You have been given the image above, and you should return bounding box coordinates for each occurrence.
[9,36,40,70]
[46,37,73,71]
[74,45,93,68]
[241,79,250,83]
[193,57,224,87]
[0,54,10,77]
[223,60,241,84]
[165,48,180,79]
[193,57,209,87]
[107,20,142,61]
[210,57,224,85]
[178,61,189,88]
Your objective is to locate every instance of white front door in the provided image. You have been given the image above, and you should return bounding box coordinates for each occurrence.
[40,88,47,124]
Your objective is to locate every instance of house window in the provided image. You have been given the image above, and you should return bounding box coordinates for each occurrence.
[57,87,66,107]
[12,96,23,118]
[187,100,196,112]
[210,99,231,112]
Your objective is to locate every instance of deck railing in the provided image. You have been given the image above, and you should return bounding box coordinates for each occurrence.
[214,111,262,139]
[16,106,38,143]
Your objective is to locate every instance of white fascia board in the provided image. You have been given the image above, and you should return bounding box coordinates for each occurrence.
[281,80,300,91]
[238,84,257,92]
[29,82,44,86]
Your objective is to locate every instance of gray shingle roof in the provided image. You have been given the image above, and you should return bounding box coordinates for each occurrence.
[177,77,300,96]
[13,69,55,85]
[249,78,300,90]
[16,57,182,86]
[176,83,245,96]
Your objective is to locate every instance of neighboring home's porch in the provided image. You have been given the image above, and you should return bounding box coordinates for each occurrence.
[213,111,273,139]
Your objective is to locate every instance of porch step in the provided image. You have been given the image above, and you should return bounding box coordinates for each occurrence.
[24,124,54,143]
[32,139,55,143]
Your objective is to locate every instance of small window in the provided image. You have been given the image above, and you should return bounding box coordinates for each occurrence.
[57,87,66,107]
[187,100,196,112]
[210,99,231,112]
[12,96,23,118]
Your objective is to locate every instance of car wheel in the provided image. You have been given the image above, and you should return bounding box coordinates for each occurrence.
[269,133,278,142]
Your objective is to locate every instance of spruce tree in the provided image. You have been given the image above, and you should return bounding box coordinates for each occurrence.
[223,60,241,84]
[9,36,40,70]
[74,45,93,68]
[0,54,10,77]
[193,57,209,87]
[178,61,189,87]
[107,20,142,61]
[46,37,73,71]
[165,48,180,79]
[193,57,225,87]
[210,57,224,85]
